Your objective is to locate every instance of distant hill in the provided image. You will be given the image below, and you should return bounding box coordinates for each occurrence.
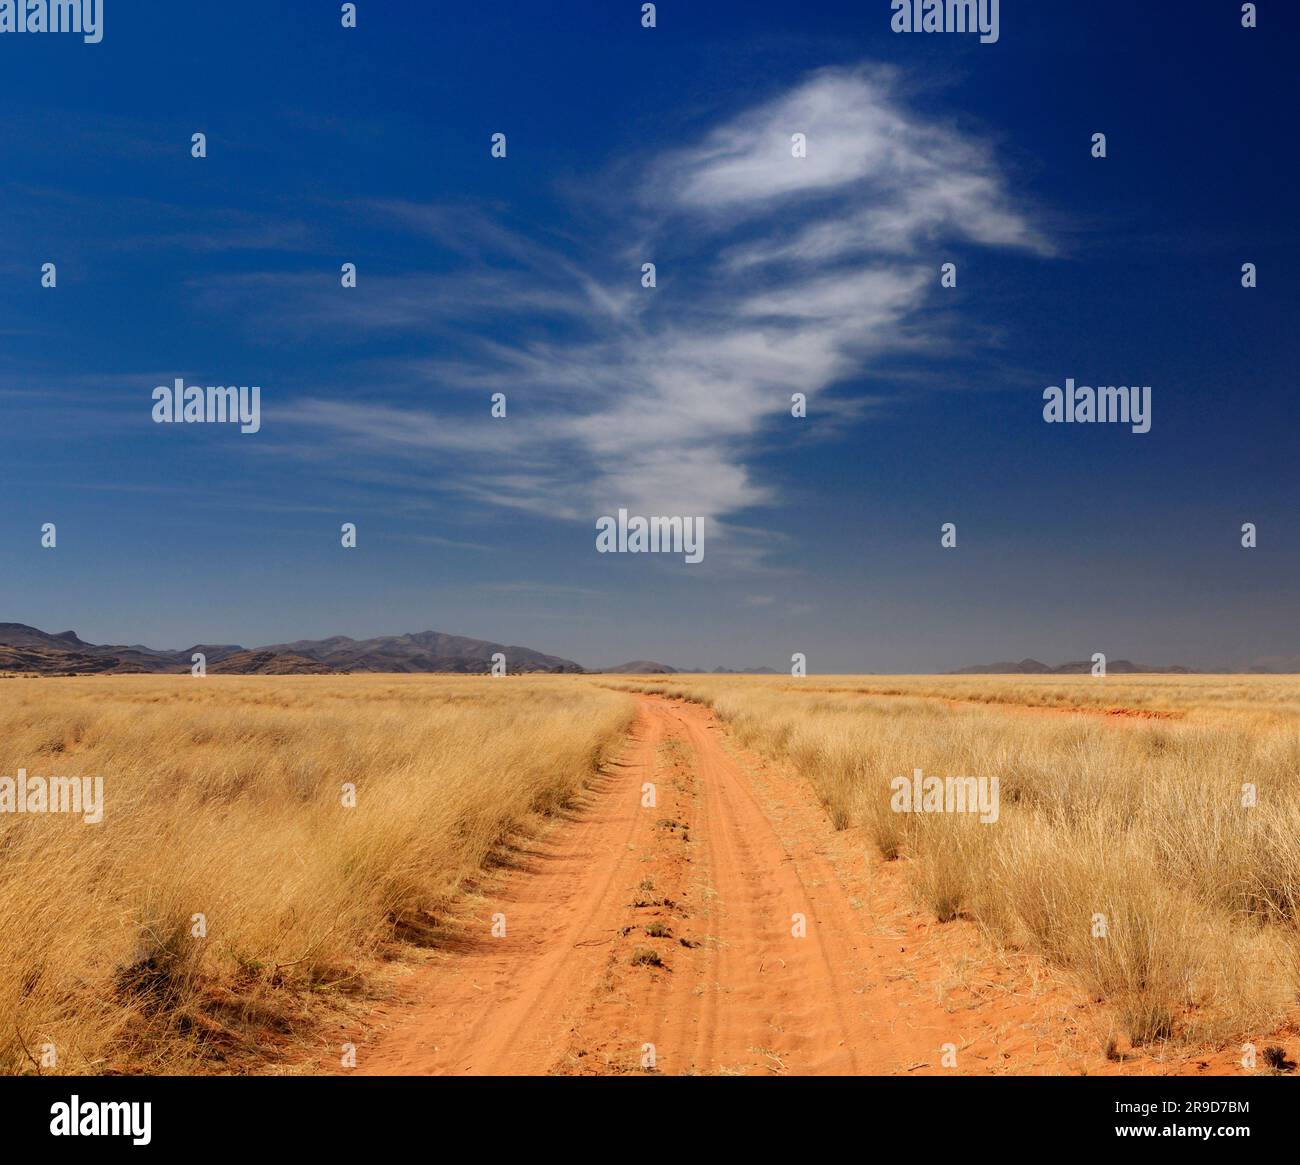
[0,623,244,674]
[208,650,336,675]
[0,643,122,674]
[259,630,584,674]
[954,657,1198,675]
[0,624,584,675]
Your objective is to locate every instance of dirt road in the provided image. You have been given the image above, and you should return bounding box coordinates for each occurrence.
[354,695,1228,1076]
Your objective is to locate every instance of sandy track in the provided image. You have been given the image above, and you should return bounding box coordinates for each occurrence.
[355,695,1246,1076]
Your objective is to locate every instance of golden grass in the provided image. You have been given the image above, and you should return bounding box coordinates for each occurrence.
[8,669,1299,1071]
[0,674,632,1074]
[605,674,1300,1047]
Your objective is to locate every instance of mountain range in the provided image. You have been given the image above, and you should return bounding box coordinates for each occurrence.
[0,624,583,676]
[0,625,797,676]
[0,625,1285,676]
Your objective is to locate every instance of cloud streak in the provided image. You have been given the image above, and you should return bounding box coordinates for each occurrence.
[282,65,1048,564]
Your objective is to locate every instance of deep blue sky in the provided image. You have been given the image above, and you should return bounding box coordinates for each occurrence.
[1,0,1296,671]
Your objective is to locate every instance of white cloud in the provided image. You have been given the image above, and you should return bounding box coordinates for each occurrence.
[284,64,1048,566]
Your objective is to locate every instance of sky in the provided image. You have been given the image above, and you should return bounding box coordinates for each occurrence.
[1,0,1296,672]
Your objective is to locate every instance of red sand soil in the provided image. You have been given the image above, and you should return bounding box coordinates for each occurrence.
[319,695,1290,1076]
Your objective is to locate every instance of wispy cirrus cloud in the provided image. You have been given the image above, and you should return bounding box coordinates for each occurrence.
[273,64,1048,566]
[656,65,1049,257]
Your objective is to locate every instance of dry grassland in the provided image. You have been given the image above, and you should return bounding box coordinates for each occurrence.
[5,671,1297,1074]
[606,674,1300,1048]
[0,674,632,1073]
